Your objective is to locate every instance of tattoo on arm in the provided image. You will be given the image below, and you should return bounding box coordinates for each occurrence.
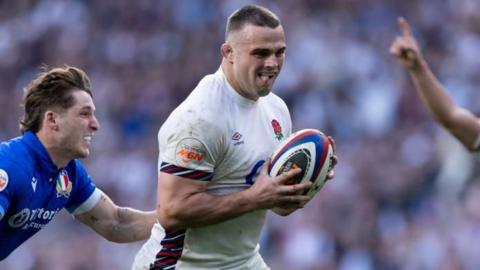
[90,215,99,223]
[89,194,109,224]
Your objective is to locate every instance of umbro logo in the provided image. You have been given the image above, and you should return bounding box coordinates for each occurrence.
[232,132,244,146]
[232,132,242,141]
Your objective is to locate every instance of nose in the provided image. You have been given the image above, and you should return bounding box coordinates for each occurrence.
[90,115,100,131]
[265,54,280,69]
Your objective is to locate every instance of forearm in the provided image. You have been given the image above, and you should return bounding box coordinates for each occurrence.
[409,59,457,125]
[159,189,257,230]
[409,60,480,150]
[76,192,157,243]
[106,208,157,243]
[158,166,310,230]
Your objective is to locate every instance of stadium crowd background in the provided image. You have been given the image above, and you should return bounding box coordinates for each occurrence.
[2,0,480,269]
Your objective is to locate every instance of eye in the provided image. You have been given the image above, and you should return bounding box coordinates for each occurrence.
[254,52,268,58]
[79,111,92,117]
[252,49,270,58]
[275,49,286,57]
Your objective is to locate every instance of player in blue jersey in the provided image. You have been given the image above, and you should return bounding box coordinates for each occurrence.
[390,17,480,151]
[0,66,157,260]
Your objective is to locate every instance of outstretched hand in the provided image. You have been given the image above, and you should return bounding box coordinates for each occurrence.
[389,17,423,70]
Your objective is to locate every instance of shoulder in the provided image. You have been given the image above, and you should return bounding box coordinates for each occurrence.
[0,137,34,182]
[185,70,227,117]
[162,71,228,136]
[265,92,289,109]
[0,136,32,163]
[262,92,291,118]
[67,160,90,180]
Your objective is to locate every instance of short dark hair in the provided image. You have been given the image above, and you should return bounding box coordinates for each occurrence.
[225,5,280,39]
[20,65,92,133]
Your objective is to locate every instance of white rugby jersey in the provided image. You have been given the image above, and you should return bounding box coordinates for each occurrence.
[151,68,291,270]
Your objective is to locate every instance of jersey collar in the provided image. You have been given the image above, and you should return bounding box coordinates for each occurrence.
[22,131,60,174]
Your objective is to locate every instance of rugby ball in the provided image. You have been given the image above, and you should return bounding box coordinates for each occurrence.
[269,129,334,198]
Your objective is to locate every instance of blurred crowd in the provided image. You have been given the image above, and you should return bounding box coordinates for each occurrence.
[2,0,480,269]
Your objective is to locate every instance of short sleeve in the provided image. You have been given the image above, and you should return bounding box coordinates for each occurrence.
[157,109,220,181]
[0,167,14,221]
[65,160,101,214]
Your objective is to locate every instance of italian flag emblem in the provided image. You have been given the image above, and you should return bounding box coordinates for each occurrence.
[56,170,72,198]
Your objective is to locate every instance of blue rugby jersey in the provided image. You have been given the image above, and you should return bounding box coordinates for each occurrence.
[0,131,100,260]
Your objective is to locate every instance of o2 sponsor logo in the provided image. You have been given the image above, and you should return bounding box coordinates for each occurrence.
[8,208,60,229]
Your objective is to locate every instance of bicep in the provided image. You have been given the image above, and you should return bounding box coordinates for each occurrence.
[157,172,208,211]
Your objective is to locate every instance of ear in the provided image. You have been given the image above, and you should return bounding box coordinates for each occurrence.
[221,43,234,64]
[44,110,60,131]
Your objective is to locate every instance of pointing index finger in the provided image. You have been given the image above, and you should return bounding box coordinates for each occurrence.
[398,16,412,37]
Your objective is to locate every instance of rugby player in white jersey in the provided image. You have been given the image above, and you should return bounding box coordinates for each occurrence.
[133,5,336,270]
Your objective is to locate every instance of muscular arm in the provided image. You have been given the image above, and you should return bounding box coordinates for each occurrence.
[75,192,157,243]
[157,161,311,230]
[409,61,480,150]
[390,17,480,151]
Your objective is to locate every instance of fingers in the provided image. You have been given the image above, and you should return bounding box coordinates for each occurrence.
[327,136,336,151]
[327,169,335,180]
[389,36,402,56]
[278,180,311,195]
[331,155,338,168]
[277,194,311,206]
[390,36,418,63]
[324,136,338,181]
[326,154,338,180]
[390,36,413,56]
[398,16,412,37]
[275,166,302,184]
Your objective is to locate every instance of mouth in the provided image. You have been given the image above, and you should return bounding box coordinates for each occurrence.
[257,71,277,85]
[83,135,93,145]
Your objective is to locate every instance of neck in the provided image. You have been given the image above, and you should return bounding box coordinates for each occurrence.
[221,60,258,101]
[36,130,69,168]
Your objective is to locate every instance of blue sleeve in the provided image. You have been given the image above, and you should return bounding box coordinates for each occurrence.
[0,166,16,221]
[65,160,98,214]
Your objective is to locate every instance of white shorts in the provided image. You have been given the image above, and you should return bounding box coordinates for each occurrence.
[131,223,165,270]
[131,223,270,270]
[175,251,270,270]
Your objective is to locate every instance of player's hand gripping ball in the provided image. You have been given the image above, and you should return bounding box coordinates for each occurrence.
[269,129,334,198]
